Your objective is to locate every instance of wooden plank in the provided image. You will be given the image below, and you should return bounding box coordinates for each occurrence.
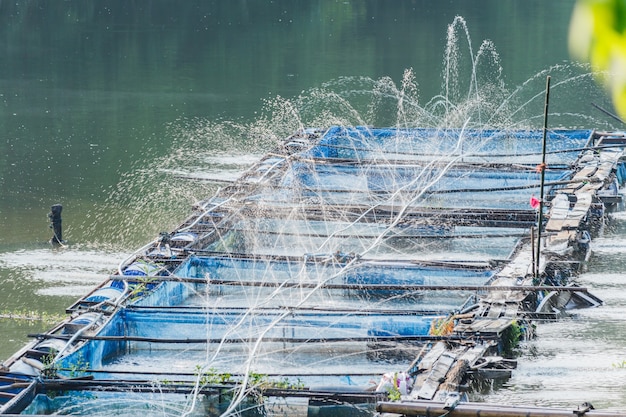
[546,192,592,232]
[573,194,591,207]
[545,230,576,251]
[454,320,486,333]
[573,193,592,210]
[545,218,565,232]
[416,352,456,400]
[474,319,500,332]
[481,318,514,333]
[594,163,613,182]
[574,164,598,179]
[599,148,623,160]
[455,318,512,335]
[417,342,447,372]
[566,196,588,221]
[457,344,489,367]
[437,358,469,397]
[561,219,581,229]
[486,304,504,318]
[548,194,570,219]
[484,291,527,304]
[494,243,534,280]
[503,303,519,317]
[411,342,452,399]
[546,194,570,231]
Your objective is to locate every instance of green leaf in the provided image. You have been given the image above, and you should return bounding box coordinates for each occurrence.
[570,0,626,118]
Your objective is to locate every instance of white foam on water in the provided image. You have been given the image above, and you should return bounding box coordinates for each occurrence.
[161,168,243,182]
[202,153,263,166]
[0,247,125,284]
[37,285,100,297]
[590,237,626,254]
[608,210,626,221]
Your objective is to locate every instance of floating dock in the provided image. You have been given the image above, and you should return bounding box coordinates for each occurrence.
[1,127,626,416]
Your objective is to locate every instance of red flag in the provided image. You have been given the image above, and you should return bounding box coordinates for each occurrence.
[530,195,540,209]
[535,162,547,173]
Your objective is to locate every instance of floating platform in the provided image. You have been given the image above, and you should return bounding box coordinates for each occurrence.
[2,127,626,416]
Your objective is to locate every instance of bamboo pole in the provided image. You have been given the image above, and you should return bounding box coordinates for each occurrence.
[535,75,551,280]
[530,225,536,278]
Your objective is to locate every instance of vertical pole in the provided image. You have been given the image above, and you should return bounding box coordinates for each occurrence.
[49,204,63,245]
[535,76,551,280]
[530,226,536,278]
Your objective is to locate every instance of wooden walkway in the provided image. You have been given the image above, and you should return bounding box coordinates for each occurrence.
[398,133,625,410]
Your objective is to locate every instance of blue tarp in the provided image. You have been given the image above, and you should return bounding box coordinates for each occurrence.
[175,256,496,286]
[120,308,438,340]
[307,127,593,161]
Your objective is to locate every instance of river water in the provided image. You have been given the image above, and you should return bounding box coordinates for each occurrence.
[1,0,625,412]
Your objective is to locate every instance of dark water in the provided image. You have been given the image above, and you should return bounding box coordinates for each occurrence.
[1,0,624,411]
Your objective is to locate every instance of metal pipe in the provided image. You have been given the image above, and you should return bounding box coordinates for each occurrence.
[125,275,591,293]
[376,400,624,417]
[28,333,500,344]
[38,378,385,402]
